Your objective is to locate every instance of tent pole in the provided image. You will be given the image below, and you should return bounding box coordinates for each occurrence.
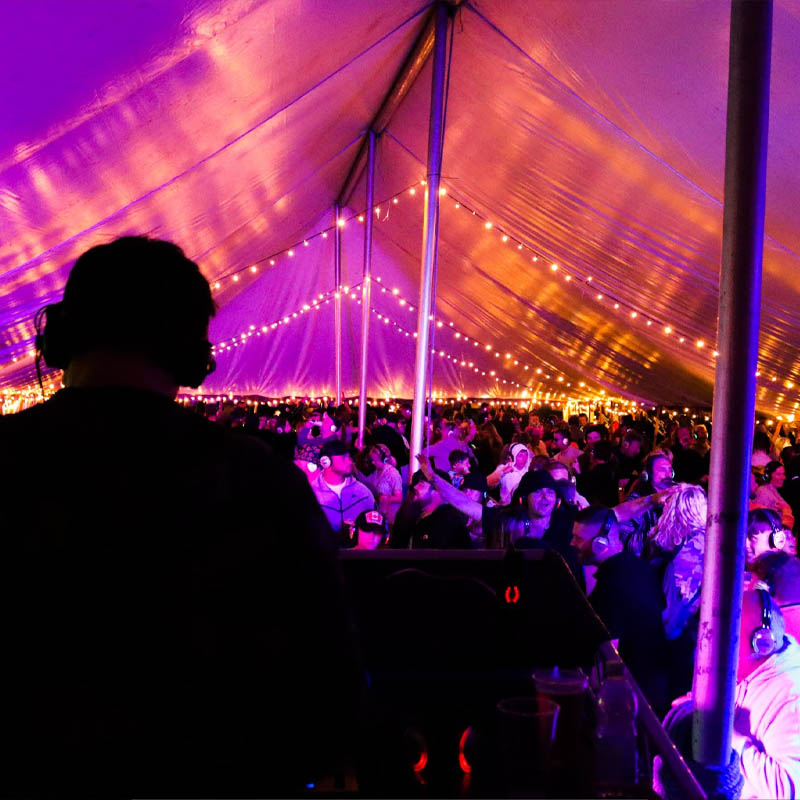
[409,1,451,472]
[692,0,772,768]
[334,203,343,407]
[357,131,377,448]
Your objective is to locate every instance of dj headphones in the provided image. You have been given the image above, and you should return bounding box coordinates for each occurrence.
[319,454,332,469]
[34,301,215,388]
[640,453,674,485]
[591,510,617,557]
[752,587,780,657]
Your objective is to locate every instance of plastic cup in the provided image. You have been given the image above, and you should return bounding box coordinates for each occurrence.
[496,696,560,795]
[532,668,588,766]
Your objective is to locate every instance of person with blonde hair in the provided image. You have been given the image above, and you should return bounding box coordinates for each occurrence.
[651,484,708,698]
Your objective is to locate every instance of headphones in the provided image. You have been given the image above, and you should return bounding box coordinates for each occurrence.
[591,511,616,557]
[761,510,787,550]
[374,444,391,464]
[761,462,782,486]
[752,587,780,657]
[34,301,216,388]
[640,453,674,485]
[319,455,332,469]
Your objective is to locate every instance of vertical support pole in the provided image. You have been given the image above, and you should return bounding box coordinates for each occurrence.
[409,1,450,471]
[693,0,772,767]
[357,131,377,448]
[334,203,343,406]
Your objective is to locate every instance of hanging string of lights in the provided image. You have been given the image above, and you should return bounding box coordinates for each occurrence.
[2,177,796,417]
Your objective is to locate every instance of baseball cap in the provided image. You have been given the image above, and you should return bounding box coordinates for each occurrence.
[516,469,558,499]
[355,509,387,535]
[320,439,349,459]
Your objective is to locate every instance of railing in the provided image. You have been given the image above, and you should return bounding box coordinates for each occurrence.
[597,641,706,800]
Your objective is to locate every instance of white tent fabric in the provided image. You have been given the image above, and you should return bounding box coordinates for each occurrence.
[2,0,800,415]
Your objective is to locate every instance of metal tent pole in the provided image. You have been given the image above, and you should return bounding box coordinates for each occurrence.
[409,1,451,471]
[693,0,772,767]
[357,131,377,448]
[334,203,343,406]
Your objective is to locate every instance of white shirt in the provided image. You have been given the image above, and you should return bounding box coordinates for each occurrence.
[324,478,347,498]
[734,637,800,799]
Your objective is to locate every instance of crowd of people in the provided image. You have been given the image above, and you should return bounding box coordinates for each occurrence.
[204,388,800,794]
[3,234,799,797]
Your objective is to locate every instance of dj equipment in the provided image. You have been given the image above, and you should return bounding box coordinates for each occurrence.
[752,588,780,657]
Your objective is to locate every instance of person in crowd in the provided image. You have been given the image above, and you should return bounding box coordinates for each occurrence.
[352,509,389,551]
[730,590,800,798]
[545,461,589,510]
[571,507,670,715]
[311,439,375,542]
[499,442,531,505]
[752,551,800,640]
[772,421,794,459]
[577,439,619,507]
[371,411,410,470]
[752,430,774,472]
[460,469,491,546]
[746,508,796,573]
[550,426,581,474]
[0,236,360,795]
[472,419,504,475]
[670,423,706,484]
[616,429,645,483]
[754,460,796,531]
[651,484,707,697]
[656,591,800,800]
[294,407,339,478]
[405,471,471,549]
[447,448,472,488]
[616,451,675,554]
[420,455,582,583]
[577,423,609,475]
[358,443,403,527]
[691,423,710,458]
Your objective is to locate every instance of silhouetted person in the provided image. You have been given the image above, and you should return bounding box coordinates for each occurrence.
[0,236,360,797]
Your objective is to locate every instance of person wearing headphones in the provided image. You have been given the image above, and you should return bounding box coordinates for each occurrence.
[655,590,800,800]
[356,443,402,527]
[311,439,375,541]
[754,460,795,531]
[571,507,670,715]
[615,451,677,555]
[746,508,796,570]
[0,236,361,795]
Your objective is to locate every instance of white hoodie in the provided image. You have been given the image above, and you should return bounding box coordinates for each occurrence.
[734,637,800,799]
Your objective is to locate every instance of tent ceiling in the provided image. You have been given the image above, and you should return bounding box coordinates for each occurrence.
[2,0,799,417]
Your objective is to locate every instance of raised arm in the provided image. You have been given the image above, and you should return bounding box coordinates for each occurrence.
[417,453,483,523]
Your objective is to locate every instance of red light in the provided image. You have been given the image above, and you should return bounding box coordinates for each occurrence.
[504,585,520,604]
[458,727,473,773]
[412,750,428,773]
